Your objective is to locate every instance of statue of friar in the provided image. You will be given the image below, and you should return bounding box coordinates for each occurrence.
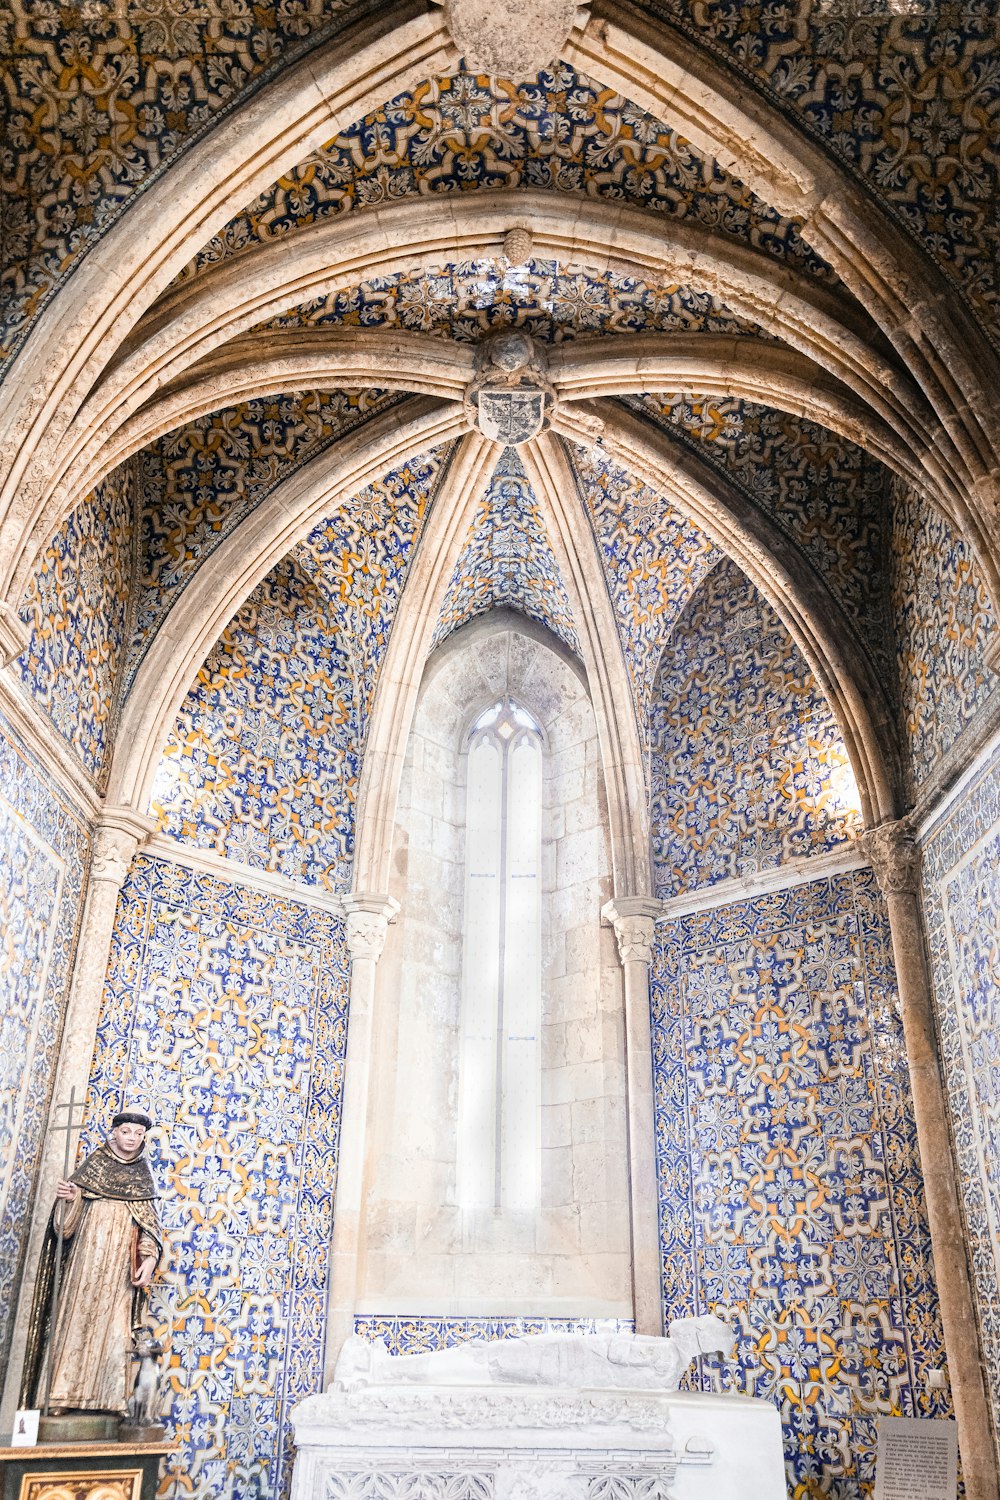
[21,1108,163,1415]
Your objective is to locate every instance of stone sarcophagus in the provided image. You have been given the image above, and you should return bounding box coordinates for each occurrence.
[289,1327,786,1500]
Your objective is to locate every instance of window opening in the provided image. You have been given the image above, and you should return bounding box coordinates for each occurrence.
[457,697,543,1212]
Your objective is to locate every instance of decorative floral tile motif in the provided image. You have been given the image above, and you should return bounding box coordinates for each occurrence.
[890,477,997,793]
[652,869,952,1498]
[127,388,403,688]
[16,464,133,783]
[82,853,349,1499]
[0,713,89,1371]
[354,1314,634,1354]
[639,0,1000,343]
[922,745,1000,1442]
[269,258,758,342]
[568,439,719,733]
[650,558,862,898]
[151,449,447,889]
[432,446,579,654]
[189,65,832,285]
[630,392,893,678]
[0,0,364,364]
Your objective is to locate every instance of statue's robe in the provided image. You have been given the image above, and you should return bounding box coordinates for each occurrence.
[21,1143,163,1413]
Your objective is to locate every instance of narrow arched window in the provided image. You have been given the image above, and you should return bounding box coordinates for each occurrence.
[457,697,543,1213]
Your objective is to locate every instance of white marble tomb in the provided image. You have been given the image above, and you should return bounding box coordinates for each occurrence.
[289,1328,786,1500]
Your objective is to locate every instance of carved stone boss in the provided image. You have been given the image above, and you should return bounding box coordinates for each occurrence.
[465,333,557,446]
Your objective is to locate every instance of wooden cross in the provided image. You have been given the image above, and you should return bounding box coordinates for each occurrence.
[39,1087,88,1416]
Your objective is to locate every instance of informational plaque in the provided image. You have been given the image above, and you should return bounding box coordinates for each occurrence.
[875,1416,957,1500]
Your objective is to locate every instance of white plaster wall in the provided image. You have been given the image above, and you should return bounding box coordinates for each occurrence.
[360,616,631,1317]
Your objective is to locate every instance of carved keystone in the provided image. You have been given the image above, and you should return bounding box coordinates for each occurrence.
[464,331,556,446]
[444,0,583,76]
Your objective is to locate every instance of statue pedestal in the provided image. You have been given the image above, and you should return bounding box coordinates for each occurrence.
[0,1439,174,1500]
[289,1385,786,1500]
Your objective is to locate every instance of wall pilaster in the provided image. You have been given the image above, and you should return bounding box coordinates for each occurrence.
[323,891,399,1383]
[862,817,999,1499]
[602,895,662,1335]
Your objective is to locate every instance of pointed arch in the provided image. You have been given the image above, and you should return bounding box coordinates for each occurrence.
[104,396,465,811]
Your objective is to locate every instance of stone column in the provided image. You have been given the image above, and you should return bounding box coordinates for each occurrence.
[862,819,999,1500]
[0,803,153,1425]
[324,891,399,1384]
[602,895,662,1336]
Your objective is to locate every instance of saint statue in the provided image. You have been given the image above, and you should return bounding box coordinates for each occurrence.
[21,1109,163,1415]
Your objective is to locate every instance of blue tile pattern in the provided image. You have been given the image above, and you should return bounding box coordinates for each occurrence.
[83,852,350,1500]
[0,712,89,1371]
[354,1314,634,1354]
[650,558,862,898]
[16,465,133,782]
[629,393,893,679]
[890,477,998,793]
[652,869,952,1498]
[271,259,758,343]
[128,389,403,688]
[922,743,1000,1445]
[569,439,719,733]
[432,447,579,654]
[151,450,446,889]
[189,66,832,285]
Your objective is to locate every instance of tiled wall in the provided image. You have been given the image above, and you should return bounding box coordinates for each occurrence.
[432,446,579,653]
[0,713,89,1367]
[891,480,997,794]
[16,466,133,783]
[150,451,444,889]
[82,854,349,1498]
[652,870,952,1497]
[922,742,1000,1442]
[650,558,861,898]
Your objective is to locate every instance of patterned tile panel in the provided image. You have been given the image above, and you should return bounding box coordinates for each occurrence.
[0,0,366,364]
[922,743,1000,1443]
[890,477,998,794]
[269,258,760,343]
[0,712,90,1371]
[650,558,862,898]
[432,446,579,654]
[151,449,447,889]
[16,464,134,783]
[188,65,833,285]
[354,1314,634,1354]
[638,0,1000,344]
[652,869,952,1498]
[629,393,893,679]
[81,853,349,1499]
[128,388,403,688]
[568,439,719,731]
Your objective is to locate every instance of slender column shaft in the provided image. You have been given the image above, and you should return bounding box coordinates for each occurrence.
[602,896,662,1335]
[864,820,999,1499]
[323,892,398,1384]
[1,805,152,1425]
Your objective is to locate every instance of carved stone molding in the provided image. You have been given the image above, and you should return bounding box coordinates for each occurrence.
[861,817,921,897]
[443,0,582,77]
[91,805,156,888]
[464,332,557,446]
[601,897,660,966]
[344,892,400,964]
[0,601,30,669]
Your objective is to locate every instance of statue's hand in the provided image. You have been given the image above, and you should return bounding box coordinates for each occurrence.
[132,1257,156,1289]
[55,1180,80,1201]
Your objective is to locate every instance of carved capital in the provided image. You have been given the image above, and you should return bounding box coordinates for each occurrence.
[861,817,921,897]
[0,601,30,668]
[602,897,661,966]
[91,805,156,889]
[344,892,400,964]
